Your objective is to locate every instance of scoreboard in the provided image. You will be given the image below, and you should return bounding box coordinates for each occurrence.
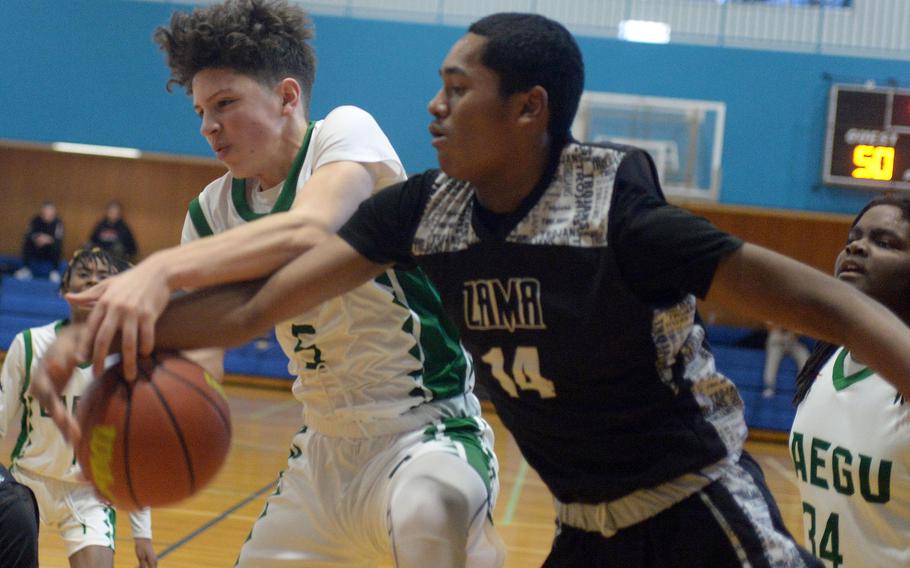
[823,84,910,191]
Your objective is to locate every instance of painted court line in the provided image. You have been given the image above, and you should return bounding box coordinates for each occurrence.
[762,455,799,489]
[153,478,277,563]
[498,458,529,527]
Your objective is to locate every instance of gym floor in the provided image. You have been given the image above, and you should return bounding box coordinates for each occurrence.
[2,376,802,568]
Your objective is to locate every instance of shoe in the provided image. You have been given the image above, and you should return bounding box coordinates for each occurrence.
[48,270,61,283]
[13,267,32,280]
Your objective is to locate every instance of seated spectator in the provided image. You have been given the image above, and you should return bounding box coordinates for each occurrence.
[14,202,64,283]
[87,200,138,262]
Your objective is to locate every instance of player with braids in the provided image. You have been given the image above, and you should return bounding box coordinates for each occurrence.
[0,248,156,568]
[57,1,504,566]
[790,194,910,567]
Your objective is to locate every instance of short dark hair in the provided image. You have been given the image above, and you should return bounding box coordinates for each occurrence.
[851,192,910,228]
[468,13,584,148]
[153,0,316,107]
[62,248,130,293]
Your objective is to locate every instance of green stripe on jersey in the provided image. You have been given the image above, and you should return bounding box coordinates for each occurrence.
[424,417,495,492]
[11,330,34,462]
[105,506,117,547]
[188,197,214,237]
[230,121,315,221]
[832,348,874,391]
[377,267,469,401]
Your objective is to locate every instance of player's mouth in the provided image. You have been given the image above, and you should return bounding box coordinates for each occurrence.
[429,124,447,147]
[836,259,865,278]
[213,144,230,160]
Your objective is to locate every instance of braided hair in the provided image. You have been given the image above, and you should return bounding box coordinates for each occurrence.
[793,193,910,405]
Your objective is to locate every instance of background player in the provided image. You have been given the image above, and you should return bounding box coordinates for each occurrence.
[790,194,910,567]
[39,10,910,567]
[62,1,503,566]
[0,247,156,568]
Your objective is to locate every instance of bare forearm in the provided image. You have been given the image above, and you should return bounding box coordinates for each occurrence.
[154,238,386,352]
[155,279,272,351]
[159,212,329,291]
[709,244,910,397]
[243,237,388,335]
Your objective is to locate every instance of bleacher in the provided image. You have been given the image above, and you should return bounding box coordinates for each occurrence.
[707,325,804,433]
[0,274,800,431]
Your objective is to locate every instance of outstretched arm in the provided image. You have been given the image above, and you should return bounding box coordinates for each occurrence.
[30,237,388,441]
[708,243,910,398]
[75,160,385,378]
[156,237,388,350]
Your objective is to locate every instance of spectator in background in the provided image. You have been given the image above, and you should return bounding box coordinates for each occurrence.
[88,200,138,262]
[14,202,64,283]
[762,326,810,398]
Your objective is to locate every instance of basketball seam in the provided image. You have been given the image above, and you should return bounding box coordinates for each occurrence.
[121,379,143,510]
[152,353,231,434]
[144,367,198,493]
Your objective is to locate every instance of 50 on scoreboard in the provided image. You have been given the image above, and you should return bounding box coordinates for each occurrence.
[823,84,910,191]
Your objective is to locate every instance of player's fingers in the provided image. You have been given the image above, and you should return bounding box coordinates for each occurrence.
[59,413,81,446]
[138,315,155,358]
[66,278,109,304]
[92,313,119,378]
[78,302,106,361]
[120,314,139,380]
[30,376,80,442]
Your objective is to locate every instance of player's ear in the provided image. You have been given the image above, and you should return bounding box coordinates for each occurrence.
[277,78,302,116]
[517,86,548,126]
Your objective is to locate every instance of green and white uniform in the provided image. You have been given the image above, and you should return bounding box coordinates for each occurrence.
[184,106,500,567]
[0,321,151,557]
[790,347,910,567]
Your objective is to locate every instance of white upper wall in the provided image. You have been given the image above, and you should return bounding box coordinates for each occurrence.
[137,0,909,60]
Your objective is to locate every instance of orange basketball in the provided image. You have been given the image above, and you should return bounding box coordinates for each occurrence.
[76,352,232,511]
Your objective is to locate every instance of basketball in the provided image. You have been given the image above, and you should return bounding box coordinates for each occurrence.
[75,352,232,511]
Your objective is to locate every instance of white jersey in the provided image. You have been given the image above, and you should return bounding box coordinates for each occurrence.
[790,347,910,567]
[184,105,481,437]
[0,321,152,538]
[0,321,88,482]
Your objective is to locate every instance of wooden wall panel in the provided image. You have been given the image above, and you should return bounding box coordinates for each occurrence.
[0,142,861,328]
[0,142,225,261]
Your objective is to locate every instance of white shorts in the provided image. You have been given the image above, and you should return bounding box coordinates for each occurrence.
[12,467,116,557]
[236,415,501,567]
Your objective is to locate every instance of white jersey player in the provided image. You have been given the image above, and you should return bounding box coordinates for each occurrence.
[184,102,500,567]
[0,248,156,568]
[791,195,910,567]
[60,2,503,566]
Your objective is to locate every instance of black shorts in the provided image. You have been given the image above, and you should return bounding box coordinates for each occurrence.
[543,452,821,568]
[0,478,39,568]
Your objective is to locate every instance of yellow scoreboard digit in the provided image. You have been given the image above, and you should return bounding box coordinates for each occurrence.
[823,84,910,191]
[852,145,895,181]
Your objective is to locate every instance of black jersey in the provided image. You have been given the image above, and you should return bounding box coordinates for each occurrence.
[339,141,746,504]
